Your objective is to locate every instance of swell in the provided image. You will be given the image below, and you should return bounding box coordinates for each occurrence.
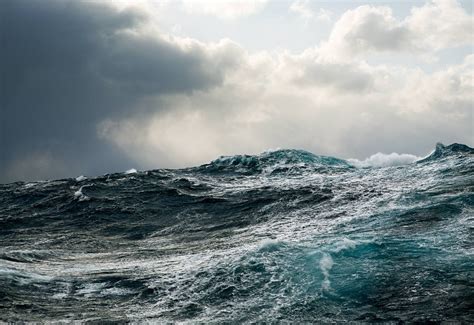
[196,149,351,175]
[0,143,473,322]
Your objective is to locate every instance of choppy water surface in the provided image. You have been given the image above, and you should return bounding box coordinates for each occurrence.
[1,143,473,322]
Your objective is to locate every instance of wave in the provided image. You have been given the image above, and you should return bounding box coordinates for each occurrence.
[347,143,474,168]
[417,142,474,163]
[1,142,473,322]
[196,149,350,175]
[348,152,421,168]
[196,143,472,173]
[17,143,472,184]
[74,185,90,201]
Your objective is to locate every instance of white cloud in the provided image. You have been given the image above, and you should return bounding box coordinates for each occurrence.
[320,0,473,60]
[320,5,410,59]
[407,0,473,51]
[290,0,332,22]
[99,45,473,168]
[182,0,269,19]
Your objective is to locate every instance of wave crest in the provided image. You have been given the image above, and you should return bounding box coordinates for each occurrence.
[417,143,474,163]
[348,152,421,168]
[198,149,350,174]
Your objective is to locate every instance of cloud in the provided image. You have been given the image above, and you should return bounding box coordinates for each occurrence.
[285,52,375,92]
[182,0,268,19]
[2,151,72,183]
[1,0,472,183]
[290,0,332,22]
[99,51,473,168]
[407,0,473,51]
[321,5,411,58]
[320,0,473,60]
[0,0,241,182]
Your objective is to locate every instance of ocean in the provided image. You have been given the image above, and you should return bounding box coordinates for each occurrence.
[1,143,473,322]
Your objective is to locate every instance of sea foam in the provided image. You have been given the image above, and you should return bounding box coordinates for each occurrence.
[74,186,90,201]
[348,152,421,168]
[320,253,334,291]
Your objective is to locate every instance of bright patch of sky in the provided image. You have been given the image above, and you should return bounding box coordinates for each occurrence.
[150,0,472,72]
[155,2,469,48]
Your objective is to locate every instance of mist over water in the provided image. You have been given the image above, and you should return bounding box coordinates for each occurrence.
[0,143,473,322]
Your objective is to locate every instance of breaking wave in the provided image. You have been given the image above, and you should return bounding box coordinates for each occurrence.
[348,152,421,167]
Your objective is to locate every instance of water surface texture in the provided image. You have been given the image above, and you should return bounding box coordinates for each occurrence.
[1,143,473,322]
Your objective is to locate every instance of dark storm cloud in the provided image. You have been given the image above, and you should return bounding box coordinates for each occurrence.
[0,0,228,182]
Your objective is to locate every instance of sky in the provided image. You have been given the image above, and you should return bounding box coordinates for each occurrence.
[1,0,473,182]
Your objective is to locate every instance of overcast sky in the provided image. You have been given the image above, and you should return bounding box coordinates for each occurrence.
[1,0,473,182]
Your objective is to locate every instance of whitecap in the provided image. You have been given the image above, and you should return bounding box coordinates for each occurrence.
[75,175,87,182]
[0,266,53,285]
[333,238,357,253]
[52,292,68,299]
[74,186,90,201]
[348,152,421,168]
[101,287,134,296]
[23,183,36,188]
[320,253,334,291]
[76,282,106,296]
[125,168,137,174]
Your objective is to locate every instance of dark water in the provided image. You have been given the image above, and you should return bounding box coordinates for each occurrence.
[1,143,473,322]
